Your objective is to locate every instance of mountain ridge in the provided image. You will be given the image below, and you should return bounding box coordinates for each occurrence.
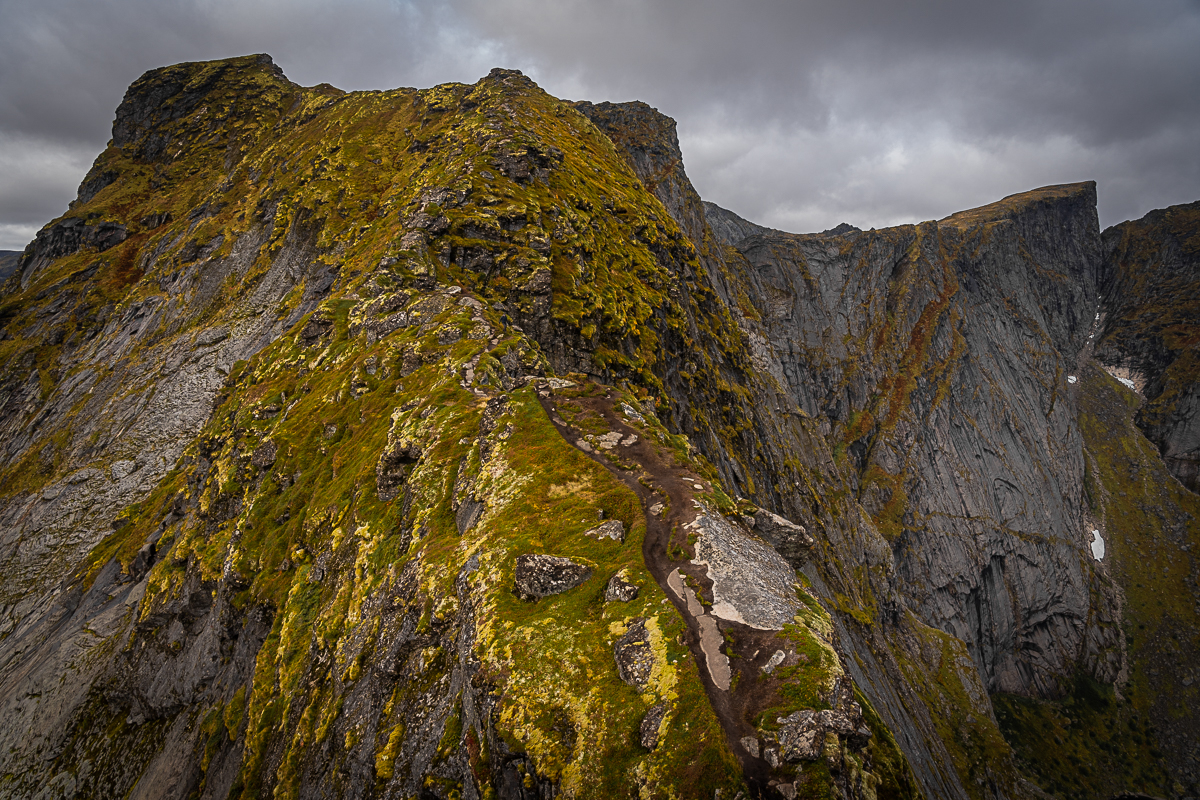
[0,54,1195,800]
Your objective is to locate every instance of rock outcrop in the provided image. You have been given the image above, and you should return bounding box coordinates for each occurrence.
[0,250,20,282]
[513,554,592,600]
[0,53,1194,800]
[702,183,1116,697]
[1097,200,1200,493]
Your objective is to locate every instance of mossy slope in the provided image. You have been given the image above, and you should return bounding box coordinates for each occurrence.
[5,51,1195,800]
[0,55,764,799]
[1097,200,1200,493]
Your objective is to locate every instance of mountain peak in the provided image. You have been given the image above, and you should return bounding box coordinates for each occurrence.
[0,56,1196,800]
[938,180,1097,228]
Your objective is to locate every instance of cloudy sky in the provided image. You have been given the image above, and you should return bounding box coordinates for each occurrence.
[1,0,1198,250]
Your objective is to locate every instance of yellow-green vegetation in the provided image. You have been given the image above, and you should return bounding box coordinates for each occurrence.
[0,52,758,521]
[854,690,923,800]
[1,53,769,798]
[938,183,1092,230]
[94,276,741,796]
[1062,362,1200,797]
[1,51,1126,800]
[755,589,844,728]
[467,389,743,797]
[892,617,1021,800]
[994,674,1173,800]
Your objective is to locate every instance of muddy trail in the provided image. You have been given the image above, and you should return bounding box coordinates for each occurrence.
[535,379,800,798]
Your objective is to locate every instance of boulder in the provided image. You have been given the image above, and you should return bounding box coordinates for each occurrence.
[776,702,866,762]
[614,618,654,688]
[740,736,760,758]
[777,710,826,761]
[640,703,667,749]
[752,508,816,567]
[585,520,625,542]
[513,554,592,600]
[250,440,277,468]
[761,649,786,674]
[604,571,639,603]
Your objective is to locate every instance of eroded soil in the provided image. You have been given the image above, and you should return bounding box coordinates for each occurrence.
[536,379,810,796]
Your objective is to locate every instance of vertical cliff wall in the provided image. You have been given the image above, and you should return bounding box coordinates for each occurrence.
[1096,201,1200,493]
[576,98,1196,797]
[0,54,1194,800]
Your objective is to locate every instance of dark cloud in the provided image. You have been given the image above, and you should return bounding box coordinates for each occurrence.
[459,0,1200,230]
[0,0,1197,248]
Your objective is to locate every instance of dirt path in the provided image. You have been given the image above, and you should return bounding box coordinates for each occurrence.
[535,381,779,796]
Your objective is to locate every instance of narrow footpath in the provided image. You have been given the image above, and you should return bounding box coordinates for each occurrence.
[535,379,786,796]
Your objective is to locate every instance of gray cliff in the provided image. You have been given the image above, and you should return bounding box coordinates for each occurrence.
[0,56,1194,800]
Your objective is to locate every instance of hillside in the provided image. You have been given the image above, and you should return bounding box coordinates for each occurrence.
[0,54,1195,800]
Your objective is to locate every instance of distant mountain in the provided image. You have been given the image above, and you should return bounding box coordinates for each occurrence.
[0,251,20,282]
[0,54,1195,800]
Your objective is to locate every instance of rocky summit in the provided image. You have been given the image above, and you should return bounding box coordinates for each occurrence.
[0,54,1196,800]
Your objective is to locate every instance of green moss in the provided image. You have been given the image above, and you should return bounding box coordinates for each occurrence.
[854,689,922,800]
[892,617,1020,800]
[463,387,741,797]
[793,759,838,800]
[224,686,247,739]
[994,673,1173,800]
[8,693,172,800]
[1072,363,1200,796]
[0,54,928,799]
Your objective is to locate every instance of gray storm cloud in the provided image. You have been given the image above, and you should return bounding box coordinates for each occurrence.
[0,0,1197,249]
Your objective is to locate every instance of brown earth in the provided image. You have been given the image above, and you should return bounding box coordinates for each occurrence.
[536,378,808,797]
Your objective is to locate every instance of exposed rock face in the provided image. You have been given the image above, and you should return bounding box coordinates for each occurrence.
[0,189,333,636]
[10,217,127,289]
[604,570,639,602]
[587,92,1121,694]
[613,618,654,688]
[0,53,1195,800]
[376,435,421,502]
[0,250,21,282]
[584,96,1177,796]
[687,508,801,630]
[703,184,1117,698]
[111,53,289,163]
[1097,200,1200,493]
[750,507,815,568]
[702,200,768,248]
[513,554,592,600]
[666,568,733,691]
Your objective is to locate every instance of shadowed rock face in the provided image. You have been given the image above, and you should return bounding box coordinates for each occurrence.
[0,54,1195,800]
[1097,200,1200,493]
[582,99,1191,795]
[587,88,1116,701]
[717,183,1117,697]
[0,251,21,283]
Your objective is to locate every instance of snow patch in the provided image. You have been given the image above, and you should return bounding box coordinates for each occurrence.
[1102,366,1143,394]
[1067,375,1078,385]
[1090,529,1105,561]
